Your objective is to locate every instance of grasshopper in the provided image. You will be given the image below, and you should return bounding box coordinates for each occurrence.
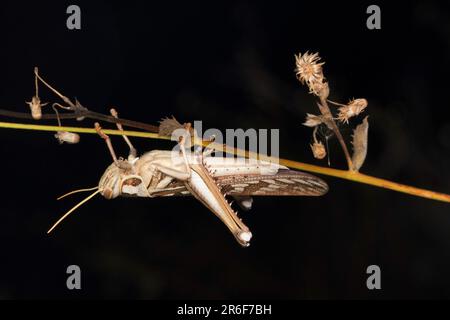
[48,111,328,247]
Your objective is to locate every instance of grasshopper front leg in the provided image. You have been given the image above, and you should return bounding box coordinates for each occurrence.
[94,122,132,170]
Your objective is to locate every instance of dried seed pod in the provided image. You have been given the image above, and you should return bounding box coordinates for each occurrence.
[337,98,368,124]
[310,141,326,159]
[26,96,48,120]
[54,131,80,144]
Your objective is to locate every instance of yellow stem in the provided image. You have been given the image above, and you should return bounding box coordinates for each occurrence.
[0,121,166,140]
[0,121,449,203]
[279,159,450,203]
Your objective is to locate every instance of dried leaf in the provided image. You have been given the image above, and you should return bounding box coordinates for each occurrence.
[303,113,324,127]
[351,116,369,171]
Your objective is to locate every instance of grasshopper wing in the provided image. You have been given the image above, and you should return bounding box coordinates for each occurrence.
[216,169,328,196]
[150,169,327,197]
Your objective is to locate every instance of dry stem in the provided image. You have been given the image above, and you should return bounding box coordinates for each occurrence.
[318,97,354,170]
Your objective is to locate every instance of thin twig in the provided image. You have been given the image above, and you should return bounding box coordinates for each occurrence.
[0,108,160,132]
[318,97,353,170]
[34,67,75,108]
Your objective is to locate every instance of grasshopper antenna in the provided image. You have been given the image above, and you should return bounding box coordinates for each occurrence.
[57,186,99,200]
[47,189,101,234]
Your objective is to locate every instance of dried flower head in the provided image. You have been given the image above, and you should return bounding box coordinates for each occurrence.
[295,52,328,98]
[159,116,192,137]
[310,141,326,159]
[337,98,368,124]
[295,52,324,84]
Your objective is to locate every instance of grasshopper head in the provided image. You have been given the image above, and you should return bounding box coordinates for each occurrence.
[98,163,147,199]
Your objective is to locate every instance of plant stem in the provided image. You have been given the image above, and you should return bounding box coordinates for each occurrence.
[0,120,448,203]
[318,97,354,170]
[34,68,75,107]
[280,159,450,203]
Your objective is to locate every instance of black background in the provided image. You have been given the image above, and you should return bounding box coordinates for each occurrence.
[0,0,449,299]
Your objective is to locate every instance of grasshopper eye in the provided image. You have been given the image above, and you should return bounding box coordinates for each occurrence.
[102,188,114,200]
[102,176,121,199]
[98,164,123,199]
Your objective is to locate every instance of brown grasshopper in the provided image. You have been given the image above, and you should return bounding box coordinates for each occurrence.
[48,111,328,247]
